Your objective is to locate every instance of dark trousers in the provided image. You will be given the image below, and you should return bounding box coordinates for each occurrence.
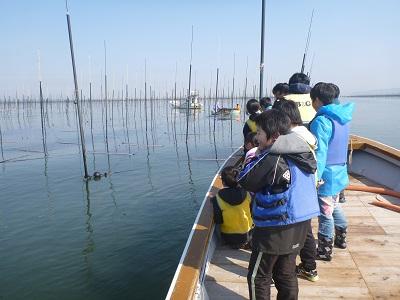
[247,251,298,300]
[299,221,317,271]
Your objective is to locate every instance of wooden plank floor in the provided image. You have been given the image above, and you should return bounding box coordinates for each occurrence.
[205,176,400,299]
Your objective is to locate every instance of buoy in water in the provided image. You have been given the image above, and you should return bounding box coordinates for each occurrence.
[93,171,102,180]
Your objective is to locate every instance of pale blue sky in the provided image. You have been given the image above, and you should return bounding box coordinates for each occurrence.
[1,0,399,98]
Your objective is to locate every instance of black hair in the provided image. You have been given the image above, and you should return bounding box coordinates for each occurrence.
[271,98,288,110]
[310,82,336,105]
[272,83,289,95]
[329,83,340,99]
[288,73,310,85]
[246,98,260,115]
[260,97,272,106]
[221,166,239,188]
[275,99,303,126]
[244,132,258,146]
[254,109,291,140]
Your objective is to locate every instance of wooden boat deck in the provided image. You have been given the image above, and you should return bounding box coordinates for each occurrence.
[205,175,400,299]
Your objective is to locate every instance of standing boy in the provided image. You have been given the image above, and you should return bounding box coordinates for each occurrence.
[309,82,354,261]
[239,109,320,300]
[284,73,315,123]
[275,99,319,282]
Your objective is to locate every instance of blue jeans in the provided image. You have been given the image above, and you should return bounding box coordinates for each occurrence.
[318,194,347,239]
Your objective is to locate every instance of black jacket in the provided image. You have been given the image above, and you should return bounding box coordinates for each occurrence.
[238,133,317,254]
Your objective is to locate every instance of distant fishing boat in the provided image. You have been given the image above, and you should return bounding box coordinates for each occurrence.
[166,135,400,299]
[211,104,241,117]
[170,90,202,109]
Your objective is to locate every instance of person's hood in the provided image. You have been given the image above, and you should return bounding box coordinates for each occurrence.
[270,132,311,154]
[317,102,354,125]
[291,126,317,150]
[270,132,316,174]
[289,83,311,94]
[286,152,317,174]
[218,187,247,206]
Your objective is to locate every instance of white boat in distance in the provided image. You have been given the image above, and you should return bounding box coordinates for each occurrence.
[170,90,202,109]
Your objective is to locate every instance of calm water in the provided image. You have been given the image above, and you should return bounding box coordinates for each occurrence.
[0,96,399,300]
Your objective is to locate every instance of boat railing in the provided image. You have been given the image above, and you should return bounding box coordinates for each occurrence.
[165,148,243,300]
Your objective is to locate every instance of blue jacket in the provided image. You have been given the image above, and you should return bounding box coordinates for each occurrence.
[252,160,319,227]
[310,103,355,196]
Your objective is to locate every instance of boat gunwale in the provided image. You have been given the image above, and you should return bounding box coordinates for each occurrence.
[165,147,243,300]
[349,134,400,161]
[166,135,400,300]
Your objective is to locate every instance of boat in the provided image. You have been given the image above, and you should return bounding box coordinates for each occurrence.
[211,105,241,118]
[166,135,400,299]
[170,90,202,110]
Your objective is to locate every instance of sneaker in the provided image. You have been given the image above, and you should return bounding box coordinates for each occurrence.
[317,234,333,261]
[339,191,346,203]
[334,227,347,249]
[296,264,319,282]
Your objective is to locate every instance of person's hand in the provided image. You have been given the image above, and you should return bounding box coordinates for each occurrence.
[208,192,215,199]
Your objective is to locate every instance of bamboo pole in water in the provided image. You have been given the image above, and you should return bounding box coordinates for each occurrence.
[65,4,89,178]
[38,50,48,157]
[39,81,48,156]
[104,41,110,163]
[259,0,266,100]
[243,57,248,122]
[0,119,4,161]
[213,67,219,132]
[186,26,194,143]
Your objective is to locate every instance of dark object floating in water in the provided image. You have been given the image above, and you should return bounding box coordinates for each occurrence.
[92,171,107,181]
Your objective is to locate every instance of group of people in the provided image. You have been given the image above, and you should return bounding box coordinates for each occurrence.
[210,72,355,300]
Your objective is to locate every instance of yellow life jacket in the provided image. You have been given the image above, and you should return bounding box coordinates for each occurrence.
[246,119,257,133]
[284,93,316,123]
[216,192,253,234]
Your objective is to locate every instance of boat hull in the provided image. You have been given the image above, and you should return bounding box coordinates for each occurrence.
[166,135,400,300]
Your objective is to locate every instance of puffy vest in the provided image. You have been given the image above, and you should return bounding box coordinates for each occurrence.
[246,119,257,133]
[284,94,316,124]
[325,116,349,165]
[252,160,319,227]
[216,192,253,234]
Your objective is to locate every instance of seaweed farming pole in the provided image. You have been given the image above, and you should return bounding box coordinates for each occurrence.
[186,25,194,142]
[243,57,248,122]
[259,0,266,99]
[39,81,48,156]
[301,9,314,74]
[65,4,89,178]
[38,50,47,156]
[213,67,219,132]
[231,53,235,109]
[104,41,110,157]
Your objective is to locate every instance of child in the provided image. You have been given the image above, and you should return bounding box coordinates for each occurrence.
[243,132,258,166]
[329,83,347,203]
[309,82,354,261]
[239,109,320,300]
[243,99,261,151]
[211,166,253,249]
[276,99,319,282]
[272,83,289,108]
[284,73,316,123]
[260,97,273,111]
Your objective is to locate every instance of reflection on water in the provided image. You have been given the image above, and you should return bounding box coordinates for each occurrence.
[0,96,399,299]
